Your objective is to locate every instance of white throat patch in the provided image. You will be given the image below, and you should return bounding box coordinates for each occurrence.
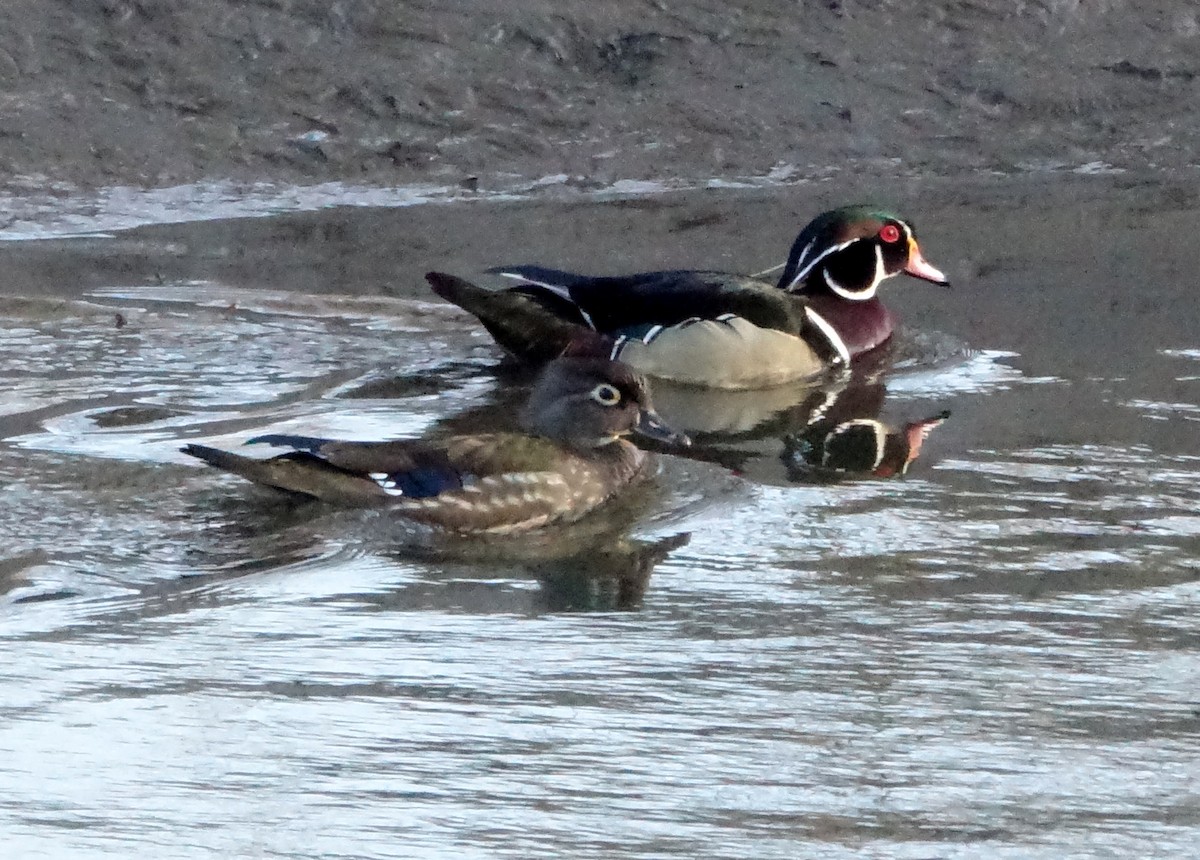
[819,243,885,301]
[822,266,878,301]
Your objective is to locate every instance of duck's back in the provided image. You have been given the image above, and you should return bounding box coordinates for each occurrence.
[390,435,650,533]
[496,267,809,337]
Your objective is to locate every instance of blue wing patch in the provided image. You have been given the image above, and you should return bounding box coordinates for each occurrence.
[248,434,473,498]
[367,465,471,498]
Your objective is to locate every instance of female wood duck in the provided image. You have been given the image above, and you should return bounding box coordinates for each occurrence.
[427,205,949,390]
[181,357,689,534]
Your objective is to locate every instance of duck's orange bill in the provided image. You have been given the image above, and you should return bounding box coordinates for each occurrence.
[905,243,950,286]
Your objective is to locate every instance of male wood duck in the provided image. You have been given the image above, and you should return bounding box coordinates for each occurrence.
[784,410,950,479]
[181,357,689,534]
[427,205,949,390]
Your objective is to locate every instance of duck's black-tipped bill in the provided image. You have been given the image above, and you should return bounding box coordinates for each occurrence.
[634,409,690,447]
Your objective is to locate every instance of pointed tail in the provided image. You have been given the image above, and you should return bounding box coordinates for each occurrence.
[426,271,606,363]
[181,444,385,505]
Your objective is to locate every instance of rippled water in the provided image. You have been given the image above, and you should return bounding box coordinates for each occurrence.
[2,175,1199,858]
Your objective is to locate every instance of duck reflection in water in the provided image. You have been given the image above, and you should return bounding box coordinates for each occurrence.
[180,475,691,614]
[782,409,950,483]
[402,530,692,613]
[646,368,950,482]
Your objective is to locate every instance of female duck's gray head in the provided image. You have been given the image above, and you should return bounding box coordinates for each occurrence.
[521,357,690,449]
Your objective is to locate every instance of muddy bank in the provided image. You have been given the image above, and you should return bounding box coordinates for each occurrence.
[1,1,1198,191]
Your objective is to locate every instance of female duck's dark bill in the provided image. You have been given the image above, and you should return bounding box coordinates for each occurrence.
[634,409,690,447]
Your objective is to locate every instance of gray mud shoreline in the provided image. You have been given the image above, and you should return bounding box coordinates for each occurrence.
[1,1,1198,192]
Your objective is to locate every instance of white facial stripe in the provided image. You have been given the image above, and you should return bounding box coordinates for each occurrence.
[785,238,857,290]
[784,237,816,288]
[803,307,850,366]
[822,267,878,301]
[873,243,886,290]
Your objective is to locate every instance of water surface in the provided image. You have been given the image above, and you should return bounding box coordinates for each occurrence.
[1,174,1198,858]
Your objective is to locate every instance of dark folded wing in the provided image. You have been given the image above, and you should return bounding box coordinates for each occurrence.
[312,434,567,499]
[182,443,388,503]
[488,265,598,291]
[244,434,470,497]
[495,267,807,336]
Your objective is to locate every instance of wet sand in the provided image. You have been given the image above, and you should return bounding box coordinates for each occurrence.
[1,1,1199,191]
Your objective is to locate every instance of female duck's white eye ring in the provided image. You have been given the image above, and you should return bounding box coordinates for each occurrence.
[590,383,622,406]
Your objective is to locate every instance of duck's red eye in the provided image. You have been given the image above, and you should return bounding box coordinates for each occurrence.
[879,224,901,244]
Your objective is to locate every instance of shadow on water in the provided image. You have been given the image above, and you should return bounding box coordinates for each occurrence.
[2,173,1200,858]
